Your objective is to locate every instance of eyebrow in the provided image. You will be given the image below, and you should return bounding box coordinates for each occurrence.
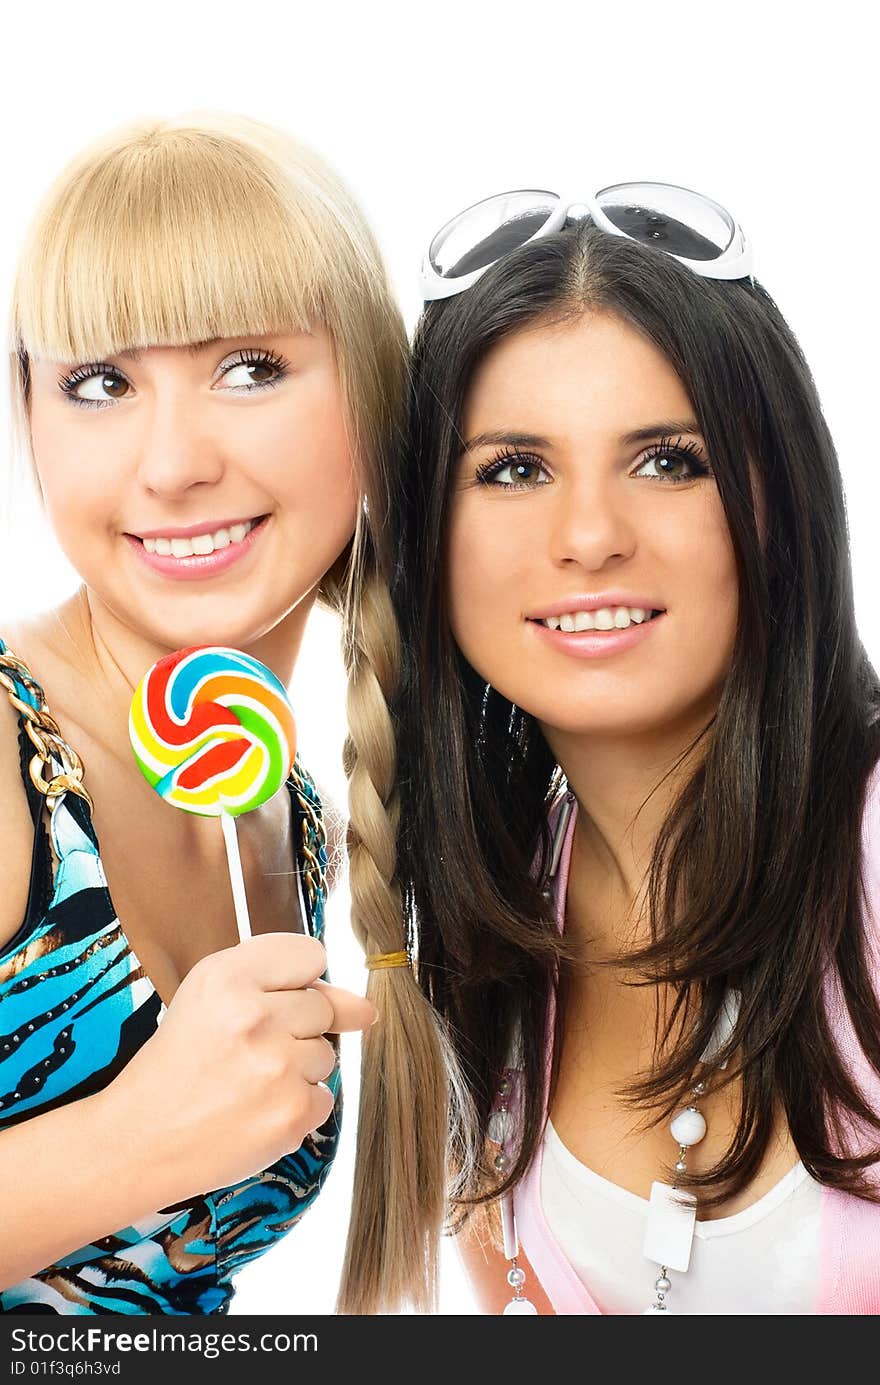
[620,419,703,445]
[462,419,703,452]
[462,430,552,452]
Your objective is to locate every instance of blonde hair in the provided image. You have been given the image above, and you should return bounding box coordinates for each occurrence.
[338,565,476,1313]
[9,110,397,608]
[9,112,455,1312]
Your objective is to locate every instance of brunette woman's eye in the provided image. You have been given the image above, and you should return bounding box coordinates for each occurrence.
[632,437,712,484]
[474,450,550,488]
[59,365,131,408]
[215,348,289,392]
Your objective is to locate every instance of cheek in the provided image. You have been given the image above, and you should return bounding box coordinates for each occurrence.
[674,503,740,669]
[269,391,359,546]
[30,410,118,532]
[446,501,528,672]
[228,379,358,523]
[447,506,486,633]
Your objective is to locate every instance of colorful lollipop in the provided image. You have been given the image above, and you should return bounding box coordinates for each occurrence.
[129,646,297,940]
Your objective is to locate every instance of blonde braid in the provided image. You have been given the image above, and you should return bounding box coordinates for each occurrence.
[336,565,455,1314]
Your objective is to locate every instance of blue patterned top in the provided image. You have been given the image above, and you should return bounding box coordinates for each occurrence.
[0,639,341,1315]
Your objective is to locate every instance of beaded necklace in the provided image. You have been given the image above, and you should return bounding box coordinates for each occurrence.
[489,794,740,1315]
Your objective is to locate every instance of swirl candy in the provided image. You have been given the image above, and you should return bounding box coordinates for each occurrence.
[129,646,297,818]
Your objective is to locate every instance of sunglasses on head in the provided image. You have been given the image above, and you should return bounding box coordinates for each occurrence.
[418,182,752,301]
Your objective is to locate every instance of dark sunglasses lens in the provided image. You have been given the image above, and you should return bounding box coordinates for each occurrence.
[429,192,558,280]
[596,183,735,262]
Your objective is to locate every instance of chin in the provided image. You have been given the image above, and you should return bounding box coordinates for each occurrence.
[534,703,688,741]
[126,598,282,657]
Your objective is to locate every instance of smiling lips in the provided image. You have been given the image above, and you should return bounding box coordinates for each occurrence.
[528,593,666,630]
[528,598,668,658]
[126,515,267,579]
[139,519,257,558]
[537,604,661,632]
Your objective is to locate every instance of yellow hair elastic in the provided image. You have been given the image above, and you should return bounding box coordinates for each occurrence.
[365,950,410,971]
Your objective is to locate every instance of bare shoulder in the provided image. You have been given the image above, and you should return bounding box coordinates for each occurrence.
[0,656,37,953]
[454,1207,556,1316]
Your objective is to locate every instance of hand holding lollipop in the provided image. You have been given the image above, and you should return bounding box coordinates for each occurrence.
[129,645,297,940]
[115,645,376,1200]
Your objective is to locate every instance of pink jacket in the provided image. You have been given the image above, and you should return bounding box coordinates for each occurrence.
[513,764,880,1314]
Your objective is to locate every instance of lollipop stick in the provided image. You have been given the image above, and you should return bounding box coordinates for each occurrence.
[220,810,252,942]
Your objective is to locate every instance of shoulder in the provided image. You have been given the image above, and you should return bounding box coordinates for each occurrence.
[455,1211,556,1315]
[0,639,40,953]
[823,756,880,1142]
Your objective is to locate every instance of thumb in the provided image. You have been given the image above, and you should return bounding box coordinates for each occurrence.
[309,978,378,1033]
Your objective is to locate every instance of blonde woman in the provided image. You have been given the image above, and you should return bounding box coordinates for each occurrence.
[0,113,443,1315]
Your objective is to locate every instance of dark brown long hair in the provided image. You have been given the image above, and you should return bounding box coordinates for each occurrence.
[392,219,880,1217]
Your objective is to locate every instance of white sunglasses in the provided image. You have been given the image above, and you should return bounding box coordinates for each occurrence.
[419,182,753,301]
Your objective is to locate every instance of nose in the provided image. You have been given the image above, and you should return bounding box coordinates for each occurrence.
[548,468,637,570]
[135,391,224,498]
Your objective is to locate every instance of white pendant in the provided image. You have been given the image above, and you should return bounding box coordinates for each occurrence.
[670,1106,707,1147]
[503,1297,538,1315]
[643,1181,697,1273]
[487,1110,510,1143]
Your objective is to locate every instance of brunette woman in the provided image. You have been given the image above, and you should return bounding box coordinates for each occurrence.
[346,187,880,1313]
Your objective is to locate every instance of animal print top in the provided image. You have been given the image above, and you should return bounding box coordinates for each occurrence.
[0,639,341,1315]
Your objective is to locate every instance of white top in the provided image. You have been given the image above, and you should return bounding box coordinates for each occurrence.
[541,1119,823,1314]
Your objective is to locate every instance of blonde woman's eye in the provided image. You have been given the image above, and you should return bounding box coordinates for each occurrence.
[216,350,288,392]
[59,366,131,407]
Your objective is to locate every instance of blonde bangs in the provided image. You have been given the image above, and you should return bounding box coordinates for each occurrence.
[12,118,376,363]
[8,113,408,627]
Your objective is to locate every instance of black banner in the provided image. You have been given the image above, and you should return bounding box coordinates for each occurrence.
[1,1317,564,1381]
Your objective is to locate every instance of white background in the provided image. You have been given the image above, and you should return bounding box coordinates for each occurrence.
[0,0,877,1315]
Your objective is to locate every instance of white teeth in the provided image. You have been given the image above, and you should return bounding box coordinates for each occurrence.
[540,605,655,632]
[140,520,255,557]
